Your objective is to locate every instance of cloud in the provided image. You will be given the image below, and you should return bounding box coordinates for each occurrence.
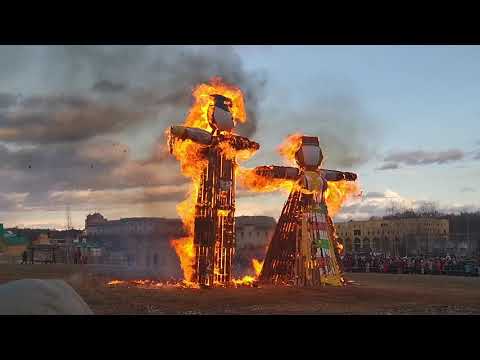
[376,163,399,171]
[383,149,464,166]
[48,185,187,208]
[0,192,29,211]
[0,93,18,108]
[0,46,266,145]
[92,80,127,93]
[335,189,480,222]
[0,99,149,144]
[0,46,268,222]
[474,151,480,160]
[460,187,475,193]
[334,189,419,221]
[363,192,386,199]
[0,140,185,198]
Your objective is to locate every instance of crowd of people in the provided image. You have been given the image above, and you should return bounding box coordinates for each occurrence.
[341,253,480,276]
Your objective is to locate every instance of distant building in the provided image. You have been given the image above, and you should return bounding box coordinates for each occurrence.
[84,213,277,275]
[336,217,449,256]
[33,233,51,245]
[85,213,183,238]
[235,216,276,249]
[233,216,276,276]
[0,224,29,261]
[84,213,185,274]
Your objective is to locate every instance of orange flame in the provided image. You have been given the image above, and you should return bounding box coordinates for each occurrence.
[232,275,256,287]
[106,279,200,289]
[278,132,303,166]
[184,76,247,132]
[252,258,264,277]
[325,180,361,217]
[237,167,295,194]
[169,77,252,282]
[107,280,125,286]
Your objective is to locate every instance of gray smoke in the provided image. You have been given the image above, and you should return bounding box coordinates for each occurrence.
[0,46,266,216]
[260,94,382,170]
[0,46,265,146]
[377,162,400,171]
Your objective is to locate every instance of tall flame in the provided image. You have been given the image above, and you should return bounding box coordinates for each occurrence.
[278,132,303,166]
[169,77,252,282]
[325,180,361,217]
[252,258,264,277]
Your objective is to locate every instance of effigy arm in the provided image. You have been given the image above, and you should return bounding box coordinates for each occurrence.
[321,169,357,182]
[217,134,260,152]
[254,165,300,180]
[168,126,213,153]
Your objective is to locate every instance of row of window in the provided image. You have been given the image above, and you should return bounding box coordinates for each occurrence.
[341,229,447,237]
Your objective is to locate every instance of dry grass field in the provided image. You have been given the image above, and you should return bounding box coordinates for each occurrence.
[1,264,479,314]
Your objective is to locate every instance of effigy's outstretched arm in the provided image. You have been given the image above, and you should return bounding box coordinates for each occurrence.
[321,169,357,182]
[215,133,260,152]
[168,126,213,153]
[254,165,300,180]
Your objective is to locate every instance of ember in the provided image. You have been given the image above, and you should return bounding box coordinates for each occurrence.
[106,279,200,289]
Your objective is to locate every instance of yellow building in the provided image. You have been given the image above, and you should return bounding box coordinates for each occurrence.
[336,217,449,256]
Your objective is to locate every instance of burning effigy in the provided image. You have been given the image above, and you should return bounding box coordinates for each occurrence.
[239,134,360,287]
[168,77,260,288]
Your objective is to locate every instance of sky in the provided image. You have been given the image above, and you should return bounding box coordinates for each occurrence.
[0,45,479,229]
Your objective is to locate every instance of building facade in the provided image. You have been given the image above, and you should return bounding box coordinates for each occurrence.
[235,216,276,249]
[233,216,276,276]
[336,217,450,256]
[85,213,185,275]
[84,213,277,276]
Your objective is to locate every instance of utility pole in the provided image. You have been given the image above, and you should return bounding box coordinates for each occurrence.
[65,204,73,264]
[66,204,72,231]
[466,214,470,256]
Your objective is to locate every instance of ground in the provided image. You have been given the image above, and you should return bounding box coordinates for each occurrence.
[1,264,479,314]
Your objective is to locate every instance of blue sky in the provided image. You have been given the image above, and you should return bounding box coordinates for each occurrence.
[235,45,480,212]
[0,45,479,228]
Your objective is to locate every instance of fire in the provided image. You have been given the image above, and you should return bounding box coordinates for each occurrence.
[107,280,125,286]
[278,132,303,166]
[168,77,253,283]
[237,167,296,194]
[325,180,361,217]
[219,140,256,162]
[252,258,264,276]
[106,279,200,289]
[184,76,247,132]
[232,275,256,287]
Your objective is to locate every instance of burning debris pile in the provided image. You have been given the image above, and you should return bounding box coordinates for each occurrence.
[106,257,264,289]
[107,279,200,289]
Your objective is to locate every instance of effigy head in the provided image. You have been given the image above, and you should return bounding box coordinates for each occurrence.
[295,136,323,170]
[208,94,235,132]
